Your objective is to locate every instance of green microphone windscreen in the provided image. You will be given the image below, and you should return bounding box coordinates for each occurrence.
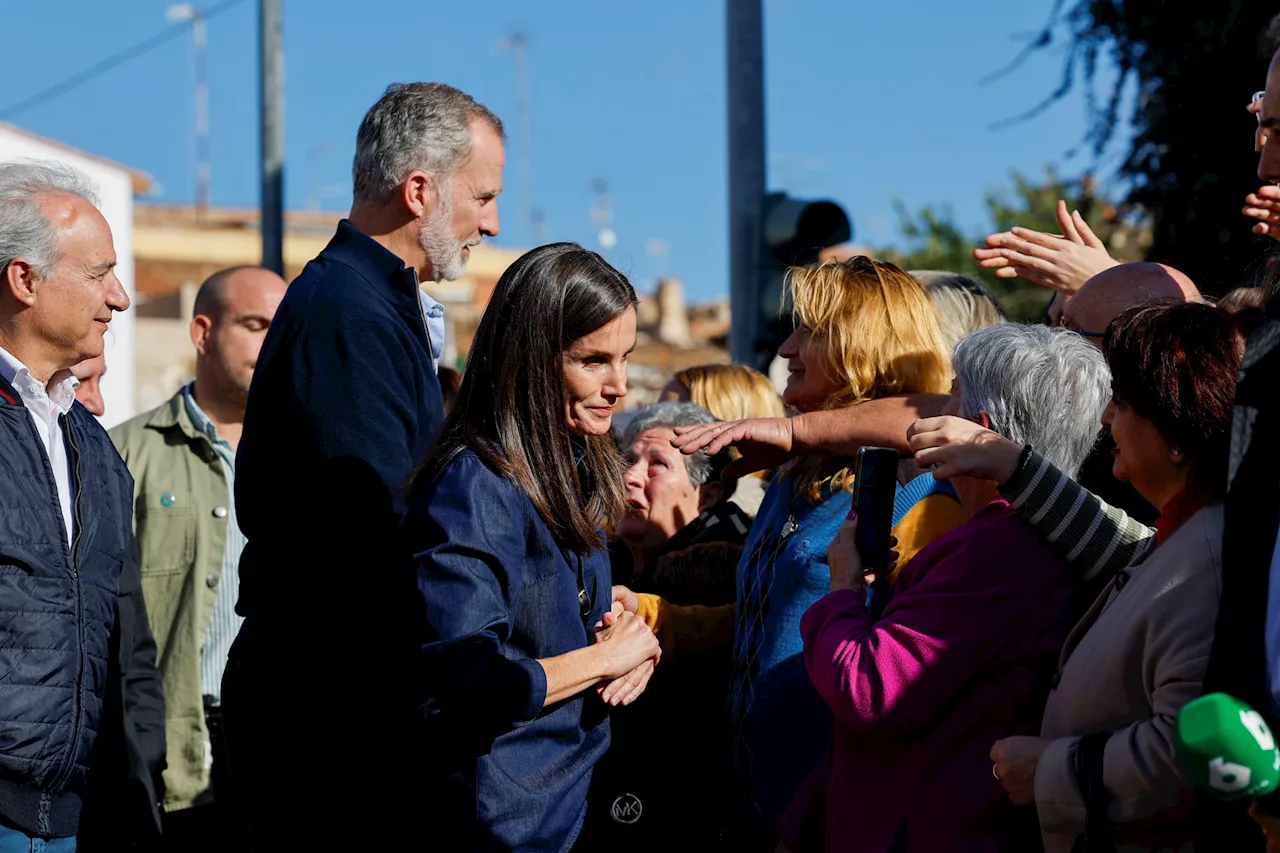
[1175,692,1280,801]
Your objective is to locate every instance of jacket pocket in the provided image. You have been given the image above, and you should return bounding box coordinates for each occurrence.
[136,498,196,577]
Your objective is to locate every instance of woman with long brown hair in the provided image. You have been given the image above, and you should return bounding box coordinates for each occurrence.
[407,242,660,852]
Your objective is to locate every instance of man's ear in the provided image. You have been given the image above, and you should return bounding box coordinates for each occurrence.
[190,314,214,357]
[697,481,724,514]
[401,171,439,219]
[974,411,992,431]
[5,258,38,308]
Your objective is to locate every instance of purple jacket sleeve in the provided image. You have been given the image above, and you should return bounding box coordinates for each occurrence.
[799,531,1057,735]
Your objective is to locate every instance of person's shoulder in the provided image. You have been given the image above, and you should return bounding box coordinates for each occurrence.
[108,395,180,447]
[424,449,522,503]
[908,500,1059,576]
[1141,503,1225,594]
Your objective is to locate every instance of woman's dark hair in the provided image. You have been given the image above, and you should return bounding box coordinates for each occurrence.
[416,242,638,553]
[1103,301,1248,502]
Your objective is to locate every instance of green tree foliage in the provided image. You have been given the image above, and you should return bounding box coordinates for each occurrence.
[1011,0,1278,292]
[878,167,1144,321]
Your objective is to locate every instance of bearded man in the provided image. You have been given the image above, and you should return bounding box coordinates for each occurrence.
[220,83,505,848]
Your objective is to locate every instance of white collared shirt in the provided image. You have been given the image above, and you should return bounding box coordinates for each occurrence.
[419,289,446,371]
[0,346,78,548]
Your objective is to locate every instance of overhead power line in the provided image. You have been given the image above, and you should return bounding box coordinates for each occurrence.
[0,0,248,121]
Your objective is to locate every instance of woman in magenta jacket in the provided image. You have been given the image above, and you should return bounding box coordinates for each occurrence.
[779,324,1112,853]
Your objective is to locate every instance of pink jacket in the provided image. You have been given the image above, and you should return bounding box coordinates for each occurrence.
[780,500,1072,853]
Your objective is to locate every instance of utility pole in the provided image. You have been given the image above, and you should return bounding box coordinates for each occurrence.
[260,0,284,275]
[589,178,616,261]
[726,0,766,365]
[496,33,534,244]
[167,4,210,219]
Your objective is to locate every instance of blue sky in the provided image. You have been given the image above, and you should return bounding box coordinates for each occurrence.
[2,0,1125,301]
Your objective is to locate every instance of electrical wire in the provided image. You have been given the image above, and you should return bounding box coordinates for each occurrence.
[0,0,250,121]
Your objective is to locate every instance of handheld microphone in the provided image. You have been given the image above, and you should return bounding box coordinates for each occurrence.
[1174,692,1280,802]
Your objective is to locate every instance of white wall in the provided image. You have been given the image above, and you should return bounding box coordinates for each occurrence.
[0,125,138,428]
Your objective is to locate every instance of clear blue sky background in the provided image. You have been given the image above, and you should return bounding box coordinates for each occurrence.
[2,0,1125,301]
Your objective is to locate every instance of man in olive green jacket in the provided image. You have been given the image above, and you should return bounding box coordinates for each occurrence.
[110,266,286,851]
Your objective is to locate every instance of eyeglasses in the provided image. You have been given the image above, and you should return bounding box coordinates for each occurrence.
[1255,91,1266,125]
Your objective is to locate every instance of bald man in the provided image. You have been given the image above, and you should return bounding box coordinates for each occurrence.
[1051,262,1201,529]
[72,353,107,416]
[109,265,287,852]
[1059,262,1201,342]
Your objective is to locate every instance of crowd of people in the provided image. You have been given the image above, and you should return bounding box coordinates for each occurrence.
[0,27,1279,853]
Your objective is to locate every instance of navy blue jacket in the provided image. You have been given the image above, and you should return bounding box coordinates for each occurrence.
[226,220,444,847]
[407,450,612,853]
[0,377,133,838]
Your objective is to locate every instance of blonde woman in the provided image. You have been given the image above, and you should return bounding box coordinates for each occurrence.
[661,363,784,516]
[637,258,967,849]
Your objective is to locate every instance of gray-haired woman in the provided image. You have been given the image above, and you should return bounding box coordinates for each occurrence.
[782,323,1112,852]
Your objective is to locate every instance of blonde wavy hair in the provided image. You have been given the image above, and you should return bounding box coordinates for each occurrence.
[670,363,785,481]
[786,256,953,502]
[671,364,785,422]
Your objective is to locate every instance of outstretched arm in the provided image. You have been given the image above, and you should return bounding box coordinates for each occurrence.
[671,394,946,478]
[908,416,1154,583]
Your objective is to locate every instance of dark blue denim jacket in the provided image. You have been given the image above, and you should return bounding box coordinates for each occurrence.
[407,449,612,853]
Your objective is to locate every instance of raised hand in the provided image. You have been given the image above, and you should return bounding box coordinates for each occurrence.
[1244,185,1280,241]
[973,200,1117,295]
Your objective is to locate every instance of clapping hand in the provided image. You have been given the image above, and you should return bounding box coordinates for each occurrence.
[973,200,1118,296]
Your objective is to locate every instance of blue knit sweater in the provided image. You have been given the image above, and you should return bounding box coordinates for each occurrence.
[728,470,956,822]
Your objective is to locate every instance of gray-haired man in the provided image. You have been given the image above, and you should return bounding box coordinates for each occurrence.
[222,83,503,848]
[0,160,163,850]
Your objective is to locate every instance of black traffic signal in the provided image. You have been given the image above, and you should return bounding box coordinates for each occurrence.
[746,192,852,372]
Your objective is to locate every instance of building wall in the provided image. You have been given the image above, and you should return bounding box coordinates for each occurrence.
[0,126,141,427]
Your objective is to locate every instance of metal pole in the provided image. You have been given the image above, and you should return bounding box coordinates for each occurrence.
[726,0,766,366]
[259,0,284,275]
[512,35,533,242]
[193,10,210,219]
[497,34,534,244]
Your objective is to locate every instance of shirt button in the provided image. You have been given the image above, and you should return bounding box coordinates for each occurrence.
[206,574,220,589]
[212,506,228,519]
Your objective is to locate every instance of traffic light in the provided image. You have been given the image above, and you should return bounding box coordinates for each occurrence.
[743,193,851,372]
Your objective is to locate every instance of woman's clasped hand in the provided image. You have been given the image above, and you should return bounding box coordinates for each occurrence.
[592,608,661,707]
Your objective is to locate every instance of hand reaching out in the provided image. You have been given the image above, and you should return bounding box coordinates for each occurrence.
[671,418,796,479]
[906,417,1024,484]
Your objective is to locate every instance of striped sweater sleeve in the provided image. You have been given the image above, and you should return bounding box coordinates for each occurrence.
[996,448,1155,582]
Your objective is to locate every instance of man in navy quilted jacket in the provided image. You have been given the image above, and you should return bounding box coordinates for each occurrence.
[0,159,150,850]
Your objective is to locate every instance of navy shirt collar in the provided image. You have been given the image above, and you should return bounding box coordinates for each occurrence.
[325,219,420,297]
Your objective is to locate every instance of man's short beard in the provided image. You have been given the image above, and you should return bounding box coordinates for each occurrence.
[418,186,469,282]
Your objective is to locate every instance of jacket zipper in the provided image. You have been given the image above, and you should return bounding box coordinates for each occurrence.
[411,269,435,356]
[49,415,85,792]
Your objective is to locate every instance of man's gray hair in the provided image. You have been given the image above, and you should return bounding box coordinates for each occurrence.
[0,159,100,278]
[621,402,718,487]
[953,324,1110,478]
[352,82,504,207]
